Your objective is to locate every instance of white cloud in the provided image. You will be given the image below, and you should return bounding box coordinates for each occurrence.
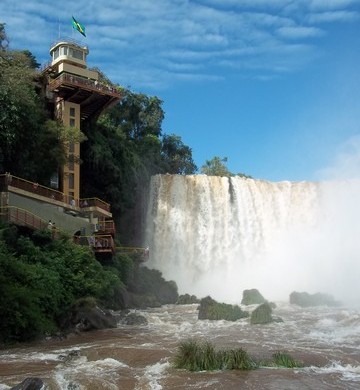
[277,26,325,39]
[307,10,360,22]
[1,0,359,89]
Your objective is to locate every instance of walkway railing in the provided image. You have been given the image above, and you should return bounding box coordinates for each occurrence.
[48,73,121,98]
[0,174,111,214]
[0,206,48,231]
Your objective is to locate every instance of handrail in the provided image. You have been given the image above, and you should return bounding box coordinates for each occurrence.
[0,173,111,213]
[0,206,49,232]
[76,234,115,253]
[48,73,121,98]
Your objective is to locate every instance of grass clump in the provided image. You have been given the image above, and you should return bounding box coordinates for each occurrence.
[259,351,304,368]
[173,340,217,371]
[272,351,303,368]
[173,340,257,371]
[218,348,257,370]
[173,341,304,372]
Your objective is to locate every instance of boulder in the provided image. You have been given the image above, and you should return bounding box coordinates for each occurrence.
[289,291,340,307]
[250,302,274,324]
[62,299,117,332]
[122,313,148,325]
[10,378,44,390]
[74,306,117,331]
[177,294,199,304]
[198,296,249,321]
[241,289,267,305]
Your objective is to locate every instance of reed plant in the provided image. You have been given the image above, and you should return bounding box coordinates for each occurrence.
[173,339,217,371]
[271,351,303,368]
[173,340,257,371]
[217,348,257,370]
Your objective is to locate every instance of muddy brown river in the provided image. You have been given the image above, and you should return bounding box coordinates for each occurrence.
[1,303,360,389]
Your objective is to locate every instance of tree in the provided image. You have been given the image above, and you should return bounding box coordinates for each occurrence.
[201,156,232,176]
[0,23,9,51]
[161,134,197,174]
[0,25,66,183]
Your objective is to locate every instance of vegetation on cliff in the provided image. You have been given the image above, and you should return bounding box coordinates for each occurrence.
[0,224,177,343]
[0,24,183,343]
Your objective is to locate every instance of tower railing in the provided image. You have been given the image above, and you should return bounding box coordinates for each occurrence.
[48,73,121,98]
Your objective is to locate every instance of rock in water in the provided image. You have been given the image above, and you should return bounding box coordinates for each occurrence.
[241,289,267,305]
[10,378,44,390]
[289,291,340,307]
[250,303,273,324]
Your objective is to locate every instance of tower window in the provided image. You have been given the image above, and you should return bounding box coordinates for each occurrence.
[70,118,75,127]
[53,48,59,60]
[69,173,75,189]
[60,46,68,56]
[70,107,76,117]
[68,155,75,171]
[69,143,75,153]
[69,48,83,60]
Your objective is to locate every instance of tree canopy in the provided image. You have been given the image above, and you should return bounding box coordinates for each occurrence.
[0,26,66,183]
[201,156,251,178]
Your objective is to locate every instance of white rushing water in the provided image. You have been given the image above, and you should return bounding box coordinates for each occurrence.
[145,175,360,305]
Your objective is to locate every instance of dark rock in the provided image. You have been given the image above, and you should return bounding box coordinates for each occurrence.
[62,299,117,332]
[58,349,81,363]
[250,302,274,324]
[241,289,267,305]
[177,294,199,304]
[10,378,44,390]
[129,293,161,309]
[74,306,117,331]
[122,313,148,325]
[198,296,249,321]
[290,291,340,307]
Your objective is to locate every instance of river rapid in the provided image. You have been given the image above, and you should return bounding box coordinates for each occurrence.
[1,302,360,389]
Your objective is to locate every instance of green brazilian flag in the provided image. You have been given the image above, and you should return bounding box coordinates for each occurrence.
[72,16,86,37]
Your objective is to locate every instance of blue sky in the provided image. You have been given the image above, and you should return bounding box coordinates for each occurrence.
[1,0,360,181]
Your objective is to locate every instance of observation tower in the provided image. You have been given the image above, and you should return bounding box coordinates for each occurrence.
[42,39,121,202]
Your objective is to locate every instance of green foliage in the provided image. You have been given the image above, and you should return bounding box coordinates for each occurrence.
[201,156,251,178]
[0,225,124,343]
[173,340,218,371]
[201,156,232,177]
[174,341,304,372]
[270,351,303,368]
[0,23,9,51]
[218,348,257,370]
[81,87,197,217]
[161,134,197,174]
[173,340,257,371]
[0,28,66,182]
[128,266,178,305]
[257,352,304,368]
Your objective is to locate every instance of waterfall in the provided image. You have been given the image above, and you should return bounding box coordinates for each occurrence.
[145,175,360,304]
